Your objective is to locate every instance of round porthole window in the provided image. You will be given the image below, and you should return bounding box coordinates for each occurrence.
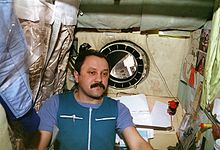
[100,40,150,89]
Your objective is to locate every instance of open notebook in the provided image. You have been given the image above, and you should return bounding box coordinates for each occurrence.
[116,94,154,141]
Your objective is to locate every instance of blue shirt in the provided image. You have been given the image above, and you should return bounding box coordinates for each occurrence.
[38,94,134,134]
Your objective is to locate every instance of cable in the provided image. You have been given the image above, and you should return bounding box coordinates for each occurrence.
[145,35,179,102]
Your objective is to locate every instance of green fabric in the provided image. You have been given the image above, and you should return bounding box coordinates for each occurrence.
[201,0,220,109]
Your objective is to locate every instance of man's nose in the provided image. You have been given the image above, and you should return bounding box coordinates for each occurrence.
[96,73,103,82]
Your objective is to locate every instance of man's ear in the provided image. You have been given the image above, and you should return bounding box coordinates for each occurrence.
[73,70,79,83]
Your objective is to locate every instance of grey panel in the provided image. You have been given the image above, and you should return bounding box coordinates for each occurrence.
[77,0,214,31]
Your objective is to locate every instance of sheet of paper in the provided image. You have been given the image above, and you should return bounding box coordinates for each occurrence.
[151,101,171,127]
[116,127,154,148]
[131,112,152,125]
[212,98,220,122]
[50,125,59,146]
[116,94,150,112]
[116,94,154,139]
[116,94,152,126]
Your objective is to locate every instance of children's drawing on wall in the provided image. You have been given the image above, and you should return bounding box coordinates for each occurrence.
[199,29,211,53]
[180,54,197,88]
[195,51,206,76]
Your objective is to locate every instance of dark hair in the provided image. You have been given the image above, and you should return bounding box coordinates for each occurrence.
[74,49,111,74]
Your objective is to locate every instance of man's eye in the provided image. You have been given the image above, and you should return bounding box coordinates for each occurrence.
[103,72,109,77]
[89,71,95,75]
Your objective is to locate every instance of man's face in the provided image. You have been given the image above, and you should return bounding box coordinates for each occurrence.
[74,55,110,100]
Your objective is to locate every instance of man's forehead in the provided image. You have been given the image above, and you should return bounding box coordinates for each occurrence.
[84,55,107,63]
[82,56,109,69]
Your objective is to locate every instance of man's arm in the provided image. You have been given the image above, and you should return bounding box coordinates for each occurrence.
[38,131,52,150]
[37,95,59,150]
[122,126,153,150]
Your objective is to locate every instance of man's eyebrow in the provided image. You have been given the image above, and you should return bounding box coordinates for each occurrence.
[102,69,110,73]
[87,67,109,70]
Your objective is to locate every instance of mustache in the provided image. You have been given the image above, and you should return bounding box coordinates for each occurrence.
[90,82,105,89]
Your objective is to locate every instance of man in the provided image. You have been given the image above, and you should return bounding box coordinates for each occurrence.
[37,48,153,150]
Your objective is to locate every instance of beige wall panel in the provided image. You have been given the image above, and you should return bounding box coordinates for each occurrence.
[76,32,190,97]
